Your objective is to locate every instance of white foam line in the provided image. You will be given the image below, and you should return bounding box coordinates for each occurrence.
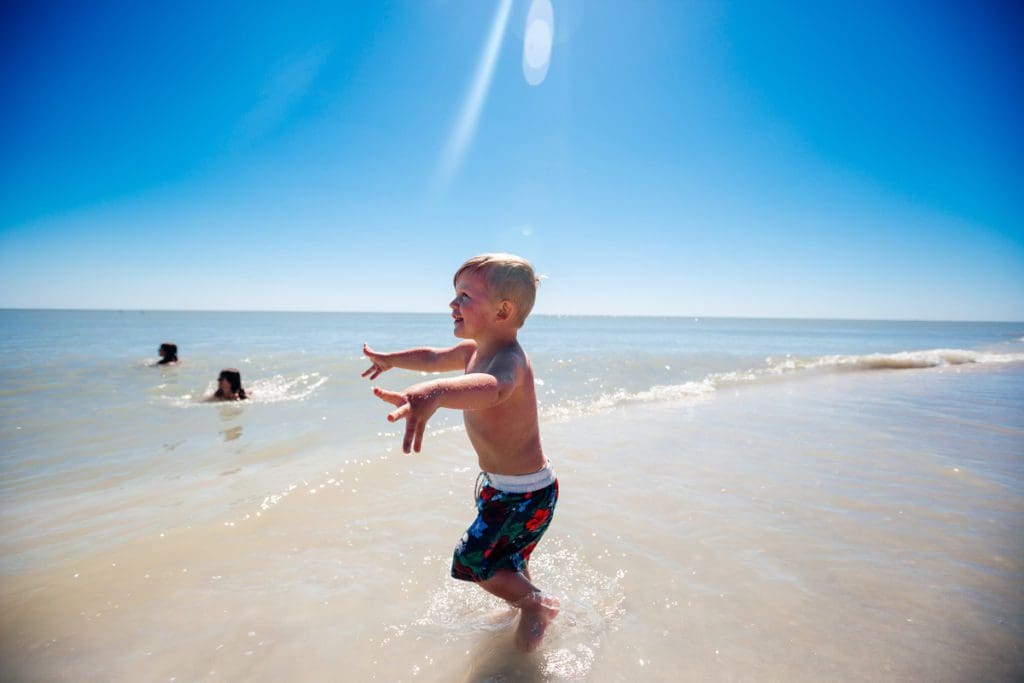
[538,347,1024,421]
[767,348,1024,373]
[164,373,328,408]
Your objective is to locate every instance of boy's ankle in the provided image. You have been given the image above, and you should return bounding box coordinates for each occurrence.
[512,590,544,610]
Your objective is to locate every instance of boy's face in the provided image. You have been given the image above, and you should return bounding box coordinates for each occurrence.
[450,270,499,339]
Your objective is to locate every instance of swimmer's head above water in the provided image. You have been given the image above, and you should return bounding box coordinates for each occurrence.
[158,343,178,365]
[214,369,247,401]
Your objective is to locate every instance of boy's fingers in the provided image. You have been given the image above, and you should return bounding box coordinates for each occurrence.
[361,365,375,378]
[374,387,406,407]
[403,419,418,453]
[388,403,411,423]
[362,344,381,364]
[413,422,426,453]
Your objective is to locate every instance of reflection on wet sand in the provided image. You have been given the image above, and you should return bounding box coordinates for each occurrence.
[461,626,546,683]
[221,425,243,442]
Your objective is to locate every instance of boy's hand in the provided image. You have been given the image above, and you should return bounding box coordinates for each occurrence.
[373,383,440,454]
[361,343,393,380]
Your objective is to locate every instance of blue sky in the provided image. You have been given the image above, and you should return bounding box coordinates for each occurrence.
[1,1,1022,320]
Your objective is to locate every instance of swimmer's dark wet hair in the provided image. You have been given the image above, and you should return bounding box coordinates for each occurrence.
[216,368,247,400]
[158,343,178,364]
[453,253,539,327]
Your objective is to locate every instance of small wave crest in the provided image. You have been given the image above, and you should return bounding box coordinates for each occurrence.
[765,348,1024,373]
[540,380,716,422]
[166,372,327,407]
[539,348,1024,421]
[245,372,327,403]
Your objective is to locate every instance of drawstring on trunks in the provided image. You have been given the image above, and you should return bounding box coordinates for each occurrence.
[473,465,555,498]
[474,471,487,501]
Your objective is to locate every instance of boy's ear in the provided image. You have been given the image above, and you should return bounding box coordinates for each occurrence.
[495,299,515,323]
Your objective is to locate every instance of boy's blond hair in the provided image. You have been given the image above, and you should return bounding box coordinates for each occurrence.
[454,253,539,328]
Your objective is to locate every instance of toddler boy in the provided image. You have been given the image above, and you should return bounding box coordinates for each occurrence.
[363,253,559,652]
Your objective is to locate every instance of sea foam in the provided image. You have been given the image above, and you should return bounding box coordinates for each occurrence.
[538,348,1024,421]
[765,348,1024,372]
[166,372,327,407]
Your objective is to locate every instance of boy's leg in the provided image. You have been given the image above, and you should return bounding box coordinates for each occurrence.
[479,568,537,603]
[479,570,559,652]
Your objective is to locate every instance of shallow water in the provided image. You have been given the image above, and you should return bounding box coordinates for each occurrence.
[1,312,1022,680]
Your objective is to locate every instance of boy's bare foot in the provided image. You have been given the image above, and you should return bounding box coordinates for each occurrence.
[514,592,560,652]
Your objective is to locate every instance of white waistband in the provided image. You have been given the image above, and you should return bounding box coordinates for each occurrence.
[483,465,556,494]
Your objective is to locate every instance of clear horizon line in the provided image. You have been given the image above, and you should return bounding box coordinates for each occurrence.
[0,306,1021,325]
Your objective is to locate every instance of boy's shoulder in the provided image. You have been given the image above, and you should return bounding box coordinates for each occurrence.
[470,339,527,371]
[491,340,530,372]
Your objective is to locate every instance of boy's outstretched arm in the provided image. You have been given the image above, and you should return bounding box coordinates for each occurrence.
[373,355,520,454]
[361,341,475,380]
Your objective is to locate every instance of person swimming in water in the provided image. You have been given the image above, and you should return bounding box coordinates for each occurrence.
[157,343,178,365]
[210,368,247,401]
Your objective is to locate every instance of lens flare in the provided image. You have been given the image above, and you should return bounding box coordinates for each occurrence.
[522,0,554,86]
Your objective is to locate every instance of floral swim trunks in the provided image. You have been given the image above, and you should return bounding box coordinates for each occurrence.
[451,468,559,582]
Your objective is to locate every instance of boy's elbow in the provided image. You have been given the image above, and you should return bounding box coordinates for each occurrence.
[493,378,517,404]
[466,376,508,407]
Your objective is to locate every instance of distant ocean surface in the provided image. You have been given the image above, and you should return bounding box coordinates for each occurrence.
[2,310,1023,681]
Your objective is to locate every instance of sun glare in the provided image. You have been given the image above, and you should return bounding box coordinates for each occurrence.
[435,0,513,190]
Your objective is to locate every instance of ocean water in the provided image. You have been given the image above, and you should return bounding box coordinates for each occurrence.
[1,310,1023,681]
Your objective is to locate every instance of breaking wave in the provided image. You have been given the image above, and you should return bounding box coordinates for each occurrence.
[539,348,1024,421]
[766,348,1024,372]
